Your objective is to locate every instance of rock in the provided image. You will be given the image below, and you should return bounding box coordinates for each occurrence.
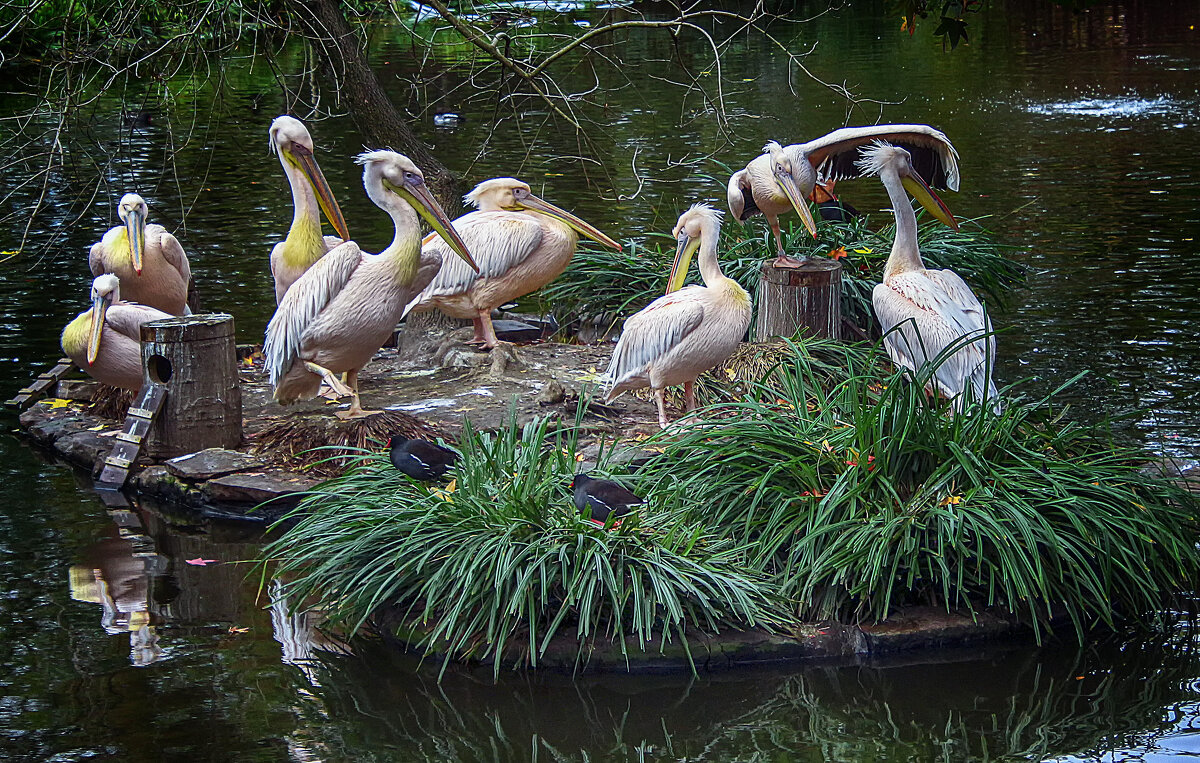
[56,431,115,473]
[166,448,263,481]
[440,346,490,368]
[535,380,565,405]
[57,380,101,401]
[202,470,318,506]
[19,409,85,445]
[491,319,543,343]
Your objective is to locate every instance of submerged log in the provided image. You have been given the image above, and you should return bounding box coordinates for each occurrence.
[755,257,843,341]
[140,314,242,459]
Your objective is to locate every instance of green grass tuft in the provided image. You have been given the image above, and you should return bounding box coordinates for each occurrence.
[634,341,1200,638]
[262,411,786,675]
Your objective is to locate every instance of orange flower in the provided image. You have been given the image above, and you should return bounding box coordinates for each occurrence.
[828,246,848,260]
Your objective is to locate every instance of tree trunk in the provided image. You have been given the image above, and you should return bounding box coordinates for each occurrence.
[289,0,462,213]
[140,314,243,459]
[755,257,843,342]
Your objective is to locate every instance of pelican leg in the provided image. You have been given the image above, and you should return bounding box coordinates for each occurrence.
[683,380,697,412]
[304,361,353,397]
[479,310,500,350]
[467,316,488,345]
[768,214,785,255]
[336,369,383,419]
[654,388,671,430]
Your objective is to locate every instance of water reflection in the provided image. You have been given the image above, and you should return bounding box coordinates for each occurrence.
[290,626,1200,762]
[68,521,167,667]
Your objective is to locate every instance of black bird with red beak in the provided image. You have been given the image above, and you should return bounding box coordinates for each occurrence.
[389,437,457,481]
[571,473,643,524]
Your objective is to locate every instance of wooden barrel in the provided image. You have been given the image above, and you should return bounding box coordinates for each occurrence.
[755,257,843,342]
[140,314,242,459]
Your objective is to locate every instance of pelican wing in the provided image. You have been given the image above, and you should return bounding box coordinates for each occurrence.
[153,227,192,287]
[603,289,705,394]
[264,240,363,388]
[926,268,995,369]
[404,211,543,315]
[322,235,345,252]
[795,124,961,191]
[873,272,995,405]
[88,240,108,277]
[726,169,759,221]
[103,303,173,342]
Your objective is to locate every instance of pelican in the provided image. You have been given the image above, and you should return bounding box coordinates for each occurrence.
[268,115,352,303]
[89,193,192,316]
[404,178,622,348]
[858,141,998,410]
[728,124,960,256]
[602,204,750,429]
[61,274,172,391]
[264,151,478,419]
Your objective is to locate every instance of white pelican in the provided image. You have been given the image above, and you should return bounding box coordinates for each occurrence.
[602,204,750,429]
[61,274,172,391]
[858,141,998,410]
[264,151,478,419]
[728,124,960,255]
[268,115,351,303]
[404,178,621,348]
[89,193,191,316]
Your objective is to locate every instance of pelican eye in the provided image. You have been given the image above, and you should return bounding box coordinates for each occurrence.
[404,171,422,185]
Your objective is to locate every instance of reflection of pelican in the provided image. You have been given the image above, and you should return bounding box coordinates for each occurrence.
[603,204,750,429]
[264,151,478,418]
[858,141,997,410]
[61,274,172,391]
[90,193,192,315]
[268,116,352,303]
[404,178,621,348]
[68,528,165,667]
[728,125,960,255]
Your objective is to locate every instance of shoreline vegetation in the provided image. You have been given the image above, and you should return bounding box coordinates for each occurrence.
[263,334,1200,677]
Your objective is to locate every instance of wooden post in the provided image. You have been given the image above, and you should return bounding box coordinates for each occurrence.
[755,257,843,342]
[140,314,242,460]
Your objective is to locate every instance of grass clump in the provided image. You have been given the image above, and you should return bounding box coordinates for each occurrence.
[636,341,1200,638]
[542,214,1024,338]
[262,412,785,674]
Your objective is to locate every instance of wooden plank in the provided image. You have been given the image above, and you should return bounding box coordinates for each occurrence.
[4,358,76,411]
[96,383,167,488]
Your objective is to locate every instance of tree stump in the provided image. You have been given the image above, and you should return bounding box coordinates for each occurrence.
[755,257,843,342]
[140,314,242,459]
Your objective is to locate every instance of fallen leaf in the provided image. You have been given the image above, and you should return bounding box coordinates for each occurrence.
[185,558,219,566]
[938,495,963,506]
[228,626,250,634]
[40,398,73,409]
[853,247,872,254]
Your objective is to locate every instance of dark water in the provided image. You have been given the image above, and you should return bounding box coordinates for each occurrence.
[2,1,1200,760]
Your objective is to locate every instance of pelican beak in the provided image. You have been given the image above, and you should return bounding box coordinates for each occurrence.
[391,179,480,273]
[901,171,959,231]
[287,144,351,240]
[87,292,111,365]
[518,195,622,251]
[124,208,146,274]
[667,230,701,294]
[777,171,817,237]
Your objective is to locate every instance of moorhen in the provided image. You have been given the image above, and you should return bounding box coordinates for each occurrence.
[571,473,644,523]
[389,437,458,481]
